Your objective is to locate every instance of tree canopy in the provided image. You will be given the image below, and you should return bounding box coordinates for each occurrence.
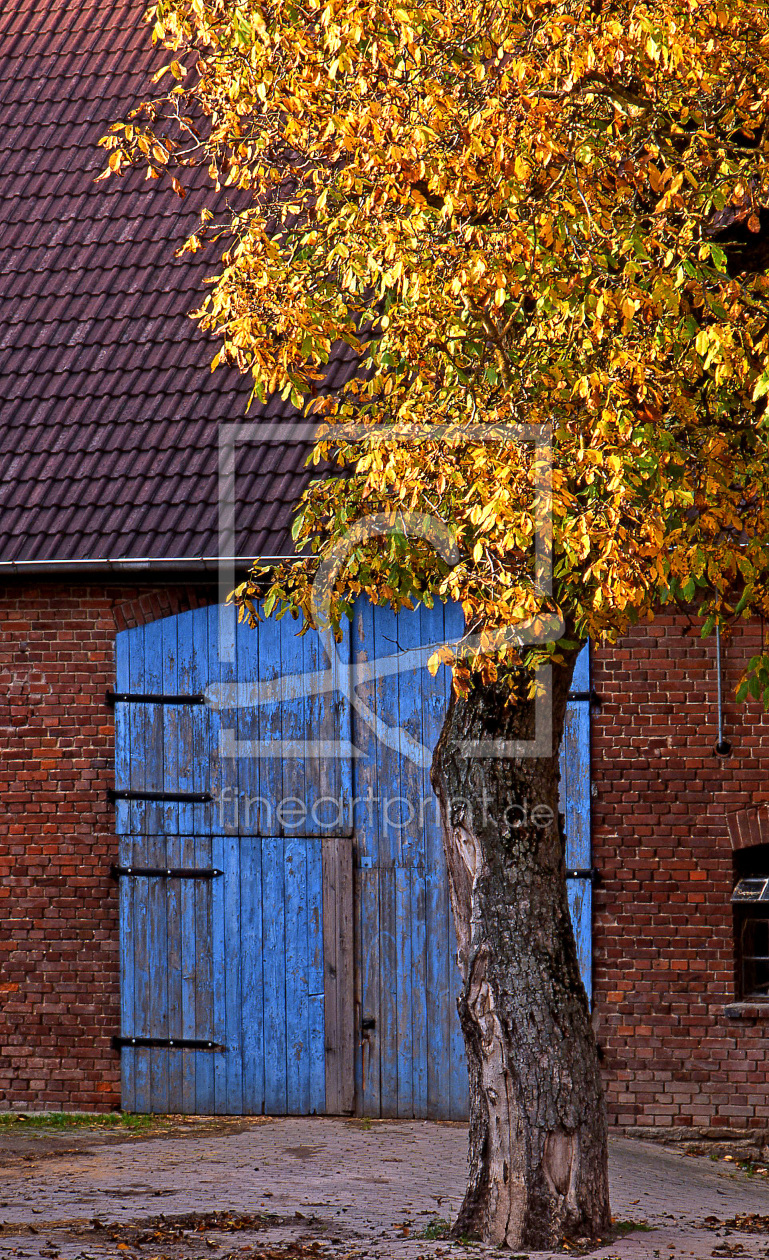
[103,0,769,696]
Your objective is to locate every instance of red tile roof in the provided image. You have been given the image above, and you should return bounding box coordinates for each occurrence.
[0,0,354,567]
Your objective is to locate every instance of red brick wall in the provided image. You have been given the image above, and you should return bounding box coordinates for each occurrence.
[592,614,769,1134]
[0,582,215,1112]
[1,587,768,1127]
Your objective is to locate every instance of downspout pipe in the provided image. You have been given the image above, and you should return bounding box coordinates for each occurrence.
[715,624,732,756]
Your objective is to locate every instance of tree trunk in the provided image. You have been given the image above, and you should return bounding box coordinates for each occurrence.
[430,658,610,1250]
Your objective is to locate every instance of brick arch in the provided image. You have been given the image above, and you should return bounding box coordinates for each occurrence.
[112,585,217,633]
[726,806,769,851]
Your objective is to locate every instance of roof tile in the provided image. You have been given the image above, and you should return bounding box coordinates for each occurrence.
[0,0,357,566]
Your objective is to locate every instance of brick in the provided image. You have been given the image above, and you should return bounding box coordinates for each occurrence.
[0,580,215,1112]
[593,615,769,1131]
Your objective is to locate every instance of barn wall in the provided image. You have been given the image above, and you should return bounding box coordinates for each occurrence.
[1,585,768,1130]
[0,581,216,1112]
[592,615,769,1135]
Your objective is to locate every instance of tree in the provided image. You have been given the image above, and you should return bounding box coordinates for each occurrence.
[103,0,769,1246]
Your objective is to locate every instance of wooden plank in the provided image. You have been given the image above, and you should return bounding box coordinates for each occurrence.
[336,838,355,1114]
[240,836,265,1114]
[254,613,285,838]
[352,866,363,1113]
[148,834,170,1114]
[223,833,243,1113]
[561,646,591,870]
[142,619,166,838]
[279,621,308,839]
[262,835,287,1113]
[211,833,228,1113]
[194,833,215,1114]
[165,834,183,1114]
[161,613,180,836]
[191,608,212,838]
[395,864,413,1116]
[421,602,451,1121]
[425,860,452,1121]
[409,858,428,1119]
[207,608,236,1112]
[393,604,429,1117]
[176,611,207,1110]
[131,848,152,1113]
[378,865,398,1117]
[142,620,169,1115]
[351,600,380,866]
[322,835,354,1114]
[364,605,402,1119]
[162,617,183,1113]
[235,606,262,836]
[285,838,310,1115]
[358,867,381,1117]
[208,604,234,840]
[127,626,147,838]
[175,611,198,839]
[370,604,403,871]
[350,601,379,1116]
[441,603,470,1121]
[322,835,339,1113]
[561,644,592,1002]
[312,617,353,836]
[180,833,197,1113]
[306,838,325,1115]
[567,880,593,1005]
[413,601,444,1121]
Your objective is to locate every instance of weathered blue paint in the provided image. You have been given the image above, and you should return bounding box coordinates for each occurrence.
[350,600,469,1120]
[114,603,592,1116]
[560,647,593,1003]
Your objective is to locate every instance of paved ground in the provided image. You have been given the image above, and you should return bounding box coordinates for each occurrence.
[1,1117,768,1260]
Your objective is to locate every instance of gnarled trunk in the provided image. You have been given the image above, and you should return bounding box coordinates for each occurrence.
[431,660,610,1250]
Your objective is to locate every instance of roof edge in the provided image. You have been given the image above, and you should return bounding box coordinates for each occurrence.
[0,554,295,577]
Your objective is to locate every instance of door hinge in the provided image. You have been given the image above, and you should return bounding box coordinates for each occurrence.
[108,789,214,804]
[107,691,206,706]
[566,689,601,708]
[110,865,222,880]
[112,1036,226,1052]
[566,867,600,884]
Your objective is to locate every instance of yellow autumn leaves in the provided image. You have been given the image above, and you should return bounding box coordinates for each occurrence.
[101,0,769,691]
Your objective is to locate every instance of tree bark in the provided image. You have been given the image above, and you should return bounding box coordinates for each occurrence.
[430,658,610,1250]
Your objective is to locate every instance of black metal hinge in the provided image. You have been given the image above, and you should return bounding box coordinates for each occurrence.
[108,789,214,804]
[106,691,206,706]
[567,689,602,708]
[566,867,601,883]
[112,1036,226,1052]
[110,865,222,880]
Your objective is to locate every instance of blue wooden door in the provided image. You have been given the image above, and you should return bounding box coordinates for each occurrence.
[561,647,594,1003]
[114,603,591,1116]
[351,600,468,1119]
[114,607,354,1114]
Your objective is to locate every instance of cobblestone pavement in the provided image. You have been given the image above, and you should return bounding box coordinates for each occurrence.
[1,1118,768,1260]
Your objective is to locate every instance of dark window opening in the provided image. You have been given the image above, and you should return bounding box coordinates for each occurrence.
[739,917,769,1000]
[733,845,769,1002]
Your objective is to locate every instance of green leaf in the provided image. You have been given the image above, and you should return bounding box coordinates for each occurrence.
[753,370,769,402]
[701,615,716,638]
